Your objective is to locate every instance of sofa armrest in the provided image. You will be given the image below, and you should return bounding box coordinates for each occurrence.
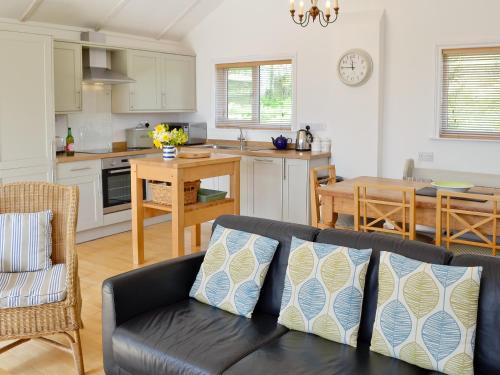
[102,253,204,375]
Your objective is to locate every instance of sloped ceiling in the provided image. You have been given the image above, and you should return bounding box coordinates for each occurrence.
[0,0,224,41]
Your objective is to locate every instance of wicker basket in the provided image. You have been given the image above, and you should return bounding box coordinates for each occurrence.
[150,180,201,205]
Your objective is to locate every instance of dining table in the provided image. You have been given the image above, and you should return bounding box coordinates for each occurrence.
[318,176,500,236]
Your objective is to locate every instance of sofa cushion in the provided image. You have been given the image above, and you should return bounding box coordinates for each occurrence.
[213,215,320,316]
[0,263,66,308]
[278,237,371,347]
[0,210,53,272]
[449,254,500,375]
[190,225,279,318]
[315,229,451,346]
[371,251,481,375]
[224,331,432,375]
[112,299,288,375]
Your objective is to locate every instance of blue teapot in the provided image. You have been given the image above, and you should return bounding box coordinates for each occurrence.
[272,135,292,150]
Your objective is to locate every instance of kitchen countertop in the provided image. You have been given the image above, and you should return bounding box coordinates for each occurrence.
[56,141,331,163]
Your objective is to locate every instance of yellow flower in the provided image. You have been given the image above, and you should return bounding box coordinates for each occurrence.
[155,124,164,132]
[153,139,162,149]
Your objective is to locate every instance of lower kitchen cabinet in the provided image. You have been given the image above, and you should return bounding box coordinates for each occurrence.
[57,160,103,232]
[247,157,283,221]
[199,154,329,225]
[0,165,53,184]
[245,156,330,225]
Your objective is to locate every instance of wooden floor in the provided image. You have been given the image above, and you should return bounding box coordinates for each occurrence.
[0,222,212,375]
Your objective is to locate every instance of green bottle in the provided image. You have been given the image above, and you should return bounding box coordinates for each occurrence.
[65,127,75,156]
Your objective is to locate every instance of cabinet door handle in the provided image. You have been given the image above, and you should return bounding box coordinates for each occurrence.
[254,159,273,163]
[70,167,92,172]
[161,92,166,108]
[283,159,286,180]
[76,90,81,109]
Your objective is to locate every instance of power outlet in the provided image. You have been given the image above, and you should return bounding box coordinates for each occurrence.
[301,122,326,131]
[418,152,434,162]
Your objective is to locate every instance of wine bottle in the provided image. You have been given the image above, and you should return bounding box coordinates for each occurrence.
[65,127,75,156]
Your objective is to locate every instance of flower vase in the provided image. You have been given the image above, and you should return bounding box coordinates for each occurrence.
[162,145,177,160]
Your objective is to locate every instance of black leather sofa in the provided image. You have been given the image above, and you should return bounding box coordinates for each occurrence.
[102,215,500,375]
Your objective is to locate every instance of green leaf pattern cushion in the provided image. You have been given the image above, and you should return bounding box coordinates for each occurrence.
[371,251,482,375]
[189,225,279,318]
[278,237,372,347]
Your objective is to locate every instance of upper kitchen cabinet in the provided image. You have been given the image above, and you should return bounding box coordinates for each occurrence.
[163,54,196,111]
[0,31,54,181]
[54,41,82,113]
[112,49,196,113]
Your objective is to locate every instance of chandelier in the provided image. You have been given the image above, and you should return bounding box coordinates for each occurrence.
[290,0,339,28]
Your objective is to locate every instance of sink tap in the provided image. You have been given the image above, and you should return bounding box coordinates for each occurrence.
[237,128,246,150]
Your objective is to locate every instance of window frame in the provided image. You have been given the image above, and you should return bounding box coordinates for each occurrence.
[214,56,297,130]
[436,44,500,141]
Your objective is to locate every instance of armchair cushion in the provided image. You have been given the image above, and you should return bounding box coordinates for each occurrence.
[0,210,53,272]
[0,263,66,308]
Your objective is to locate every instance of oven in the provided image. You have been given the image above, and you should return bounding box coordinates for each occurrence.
[101,155,147,214]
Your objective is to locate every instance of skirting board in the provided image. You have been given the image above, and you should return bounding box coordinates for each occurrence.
[76,214,171,244]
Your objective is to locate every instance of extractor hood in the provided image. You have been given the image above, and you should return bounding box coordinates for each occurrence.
[81,32,135,85]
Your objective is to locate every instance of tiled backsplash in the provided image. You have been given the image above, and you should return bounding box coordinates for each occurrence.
[55,84,180,151]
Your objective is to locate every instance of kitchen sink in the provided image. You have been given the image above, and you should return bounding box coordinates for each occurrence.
[195,144,274,151]
[196,144,240,150]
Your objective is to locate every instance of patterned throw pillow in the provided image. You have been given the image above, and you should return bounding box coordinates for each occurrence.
[371,251,482,375]
[189,225,279,318]
[278,237,372,347]
[0,210,53,273]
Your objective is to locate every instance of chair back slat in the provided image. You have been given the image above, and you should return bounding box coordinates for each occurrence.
[354,183,416,240]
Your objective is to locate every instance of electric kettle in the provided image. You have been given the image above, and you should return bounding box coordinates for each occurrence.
[295,125,313,151]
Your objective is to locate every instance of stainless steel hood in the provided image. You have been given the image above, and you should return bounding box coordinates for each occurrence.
[81,32,134,85]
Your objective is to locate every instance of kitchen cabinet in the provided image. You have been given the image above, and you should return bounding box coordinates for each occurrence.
[57,160,103,232]
[112,49,196,113]
[244,156,330,225]
[0,31,54,181]
[247,157,284,221]
[163,54,196,111]
[54,41,82,113]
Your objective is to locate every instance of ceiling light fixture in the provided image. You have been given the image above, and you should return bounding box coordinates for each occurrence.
[290,0,340,28]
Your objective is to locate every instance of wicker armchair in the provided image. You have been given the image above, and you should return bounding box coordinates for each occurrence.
[0,182,83,374]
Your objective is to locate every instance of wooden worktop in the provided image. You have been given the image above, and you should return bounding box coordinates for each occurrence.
[129,153,241,169]
[56,140,330,164]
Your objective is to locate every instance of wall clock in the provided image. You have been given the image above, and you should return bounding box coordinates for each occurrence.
[337,49,373,86]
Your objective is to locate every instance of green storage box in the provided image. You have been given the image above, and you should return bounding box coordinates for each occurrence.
[197,188,227,203]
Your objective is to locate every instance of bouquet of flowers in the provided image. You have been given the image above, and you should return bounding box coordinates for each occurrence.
[149,123,188,149]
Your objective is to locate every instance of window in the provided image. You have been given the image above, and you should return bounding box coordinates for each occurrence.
[440,47,500,139]
[216,59,294,128]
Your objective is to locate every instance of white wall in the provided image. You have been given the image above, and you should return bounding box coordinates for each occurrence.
[185,0,383,178]
[184,0,500,178]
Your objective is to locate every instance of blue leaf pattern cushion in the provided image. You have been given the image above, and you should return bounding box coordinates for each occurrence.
[278,237,372,347]
[371,251,482,375]
[189,225,279,318]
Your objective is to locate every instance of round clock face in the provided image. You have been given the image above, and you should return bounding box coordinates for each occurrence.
[338,49,373,86]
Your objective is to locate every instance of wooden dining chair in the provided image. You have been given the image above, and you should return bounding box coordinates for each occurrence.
[310,165,337,229]
[436,190,500,256]
[354,183,416,240]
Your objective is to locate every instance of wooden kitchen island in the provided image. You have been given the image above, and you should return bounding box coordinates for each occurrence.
[130,154,241,265]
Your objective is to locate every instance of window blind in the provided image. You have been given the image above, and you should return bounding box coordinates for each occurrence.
[215,59,293,128]
[440,47,500,139]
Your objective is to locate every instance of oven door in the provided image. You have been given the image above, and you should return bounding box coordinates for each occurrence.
[102,167,146,214]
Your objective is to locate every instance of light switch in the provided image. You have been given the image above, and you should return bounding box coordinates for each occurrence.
[418,152,434,162]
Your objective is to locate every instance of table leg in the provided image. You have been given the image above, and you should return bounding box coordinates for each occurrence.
[230,161,240,215]
[191,224,201,252]
[131,165,144,265]
[171,172,185,258]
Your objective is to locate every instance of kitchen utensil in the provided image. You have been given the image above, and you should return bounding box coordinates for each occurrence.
[431,181,475,192]
[271,135,293,150]
[295,125,313,151]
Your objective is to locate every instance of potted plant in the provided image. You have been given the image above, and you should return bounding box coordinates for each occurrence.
[149,123,188,160]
